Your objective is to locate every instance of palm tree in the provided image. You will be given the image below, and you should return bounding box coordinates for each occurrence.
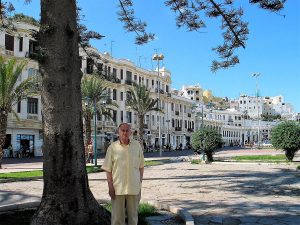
[81,75,117,150]
[126,84,159,145]
[0,57,38,168]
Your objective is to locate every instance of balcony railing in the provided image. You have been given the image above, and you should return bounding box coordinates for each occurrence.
[187,128,194,132]
[175,111,179,116]
[125,80,133,85]
[5,50,14,56]
[175,127,182,131]
[187,113,191,118]
[27,114,39,120]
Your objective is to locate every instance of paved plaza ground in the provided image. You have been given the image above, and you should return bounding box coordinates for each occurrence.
[1,148,300,224]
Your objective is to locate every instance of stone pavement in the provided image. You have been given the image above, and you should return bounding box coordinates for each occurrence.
[1,149,300,224]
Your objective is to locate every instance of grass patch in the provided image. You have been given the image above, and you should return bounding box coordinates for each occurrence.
[86,165,102,173]
[233,154,286,162]
[0,170,43,179]
[144,160,163,166]
[0,165,102,180]
[191,159,201,164]
[103,202,159,225]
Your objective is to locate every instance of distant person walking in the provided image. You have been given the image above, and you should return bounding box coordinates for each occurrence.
[8,145,13,158]
[87,141,93,163]
[102,123,144,225]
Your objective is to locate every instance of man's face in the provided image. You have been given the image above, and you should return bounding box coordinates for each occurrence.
[118,124,131,141]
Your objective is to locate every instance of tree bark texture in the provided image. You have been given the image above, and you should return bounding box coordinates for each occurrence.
[31,1,110,224]
[0,110,8,169]
[138,114,144,147]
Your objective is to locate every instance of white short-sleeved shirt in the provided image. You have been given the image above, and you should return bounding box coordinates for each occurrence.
[102,139,144,195]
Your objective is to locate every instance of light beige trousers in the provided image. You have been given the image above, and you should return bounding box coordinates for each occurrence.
[111,195,139,225]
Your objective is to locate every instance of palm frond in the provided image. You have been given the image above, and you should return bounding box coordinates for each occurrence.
[0,57,33,112]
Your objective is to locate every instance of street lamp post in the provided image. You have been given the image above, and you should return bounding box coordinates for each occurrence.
[93,99,97,167]
[152,53,164,156]
[252,72,261,148]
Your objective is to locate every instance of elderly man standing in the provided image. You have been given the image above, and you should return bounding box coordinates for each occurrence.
[102,123,144,225]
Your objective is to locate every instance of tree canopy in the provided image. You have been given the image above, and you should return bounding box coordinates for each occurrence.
[271,121,300,161]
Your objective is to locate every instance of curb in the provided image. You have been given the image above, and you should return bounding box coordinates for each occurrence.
[146,200,194,225]
[0,177,43,184]
[0,201,40,213]
[0,199,194,225]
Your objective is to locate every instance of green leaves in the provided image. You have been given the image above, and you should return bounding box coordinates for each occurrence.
[126,84,159,116]
[0,57,38,112]
[191,128,223,161]
[271,121,300,161]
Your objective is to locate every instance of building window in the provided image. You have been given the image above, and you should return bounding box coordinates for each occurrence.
[19,37,23,52]
[126,111,132,123]
[5,34,14,51]
[120,110,124,122]
[17,101,21,113]
[120,69,123,80]
[113,89,117,100]
[112,110,117,122]
[86,58,94,74]
[27,98,38,114]
[112,68,117,78]
[120,92,123,101]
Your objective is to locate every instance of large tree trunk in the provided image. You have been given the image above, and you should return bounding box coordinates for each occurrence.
[84,113,92,158]
[85,113,92,145]
[138,114,144,147]
[31,1,110,225]
[0,110,8,169]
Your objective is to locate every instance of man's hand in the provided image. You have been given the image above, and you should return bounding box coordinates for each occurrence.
[106,172,115,199]
[109,186,116,200]
[138,190,141,202]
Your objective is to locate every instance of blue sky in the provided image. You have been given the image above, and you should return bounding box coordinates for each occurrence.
[11,0,300,112]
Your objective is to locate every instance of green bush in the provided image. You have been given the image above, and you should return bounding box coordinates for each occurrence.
[271,121,300,161]
[191,128,223,162]
[191,159,201,164]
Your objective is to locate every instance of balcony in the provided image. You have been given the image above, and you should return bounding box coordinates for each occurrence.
[175,111,179,116]
[166,93,171,97]
[5,50,14,56]
[187,113,191,118]
[27,114,39,120]
[187,128,194,132]
[175,127,182,131]
[125,80,133,85]
[143,124,148,129]
[159,89,164,94]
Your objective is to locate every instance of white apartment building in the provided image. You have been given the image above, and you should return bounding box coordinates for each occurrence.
[180,84,203,102]
[238,95,264,119]
[238,94,295,120]
[80,50,196,150]
[193,105,274,146]
[1,21,43,157]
